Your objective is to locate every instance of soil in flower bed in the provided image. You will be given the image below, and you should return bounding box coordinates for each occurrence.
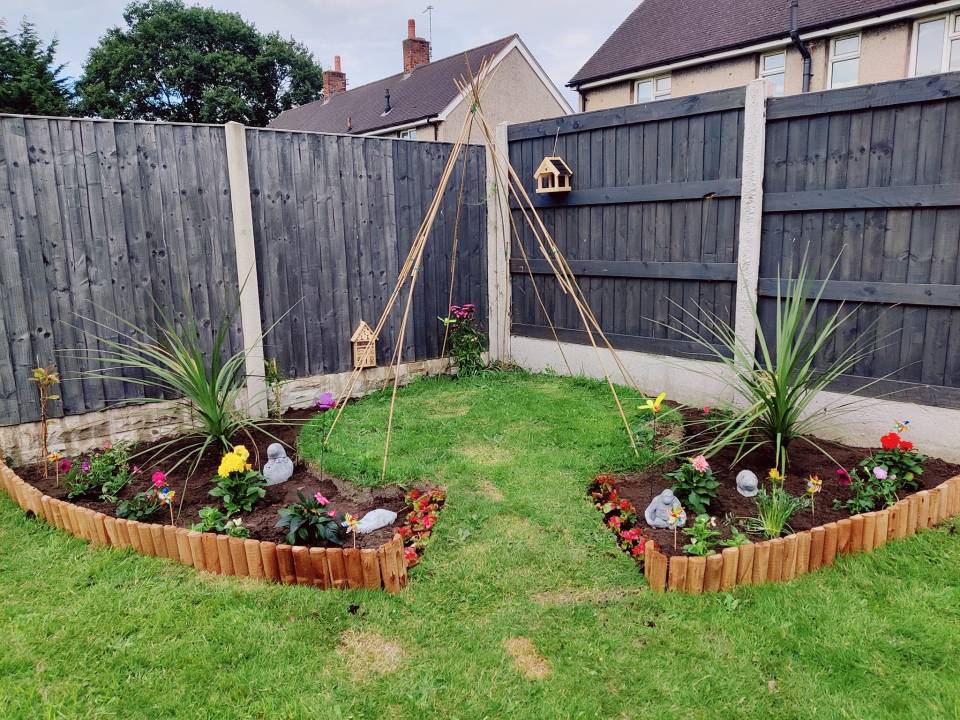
[608,411,960,558]
[18,410,417,550]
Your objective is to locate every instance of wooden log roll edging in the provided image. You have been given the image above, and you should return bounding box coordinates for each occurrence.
[0,462,409,593]
[642,474,960,594]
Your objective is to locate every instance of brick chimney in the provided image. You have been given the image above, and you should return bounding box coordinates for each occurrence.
[402,19,430,73]
[323,55,347,99]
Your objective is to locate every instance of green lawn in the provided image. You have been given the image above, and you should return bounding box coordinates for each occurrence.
[2,371,960,719]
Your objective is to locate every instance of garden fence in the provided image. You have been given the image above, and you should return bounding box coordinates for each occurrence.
[505,72,960,409]
[0,116,487,426]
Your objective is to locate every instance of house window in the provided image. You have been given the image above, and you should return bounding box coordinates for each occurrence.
[634,75,671,103]
[829,34,861,89]
[912,13,960,75]
[759,51,786,96]
[399,129,418,140]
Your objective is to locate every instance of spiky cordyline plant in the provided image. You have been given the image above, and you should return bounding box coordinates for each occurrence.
[64,303,277,478]
[672,252,883,474]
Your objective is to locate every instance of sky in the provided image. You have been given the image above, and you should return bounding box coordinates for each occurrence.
[3,0,638,106]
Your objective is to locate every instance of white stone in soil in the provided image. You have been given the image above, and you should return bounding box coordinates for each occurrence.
[356,508,398,534]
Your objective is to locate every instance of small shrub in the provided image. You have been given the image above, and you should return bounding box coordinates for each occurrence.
[682,514,721,556]
[665,455,719,515]
[275,491,345,546]
[440,303,485,376]
[720,525,750,548]
[190,506,249,538]
[743,471,809,539]
[64,444,133,502]
[116,490,161,520]
[834,466,898,514]
[209,445,266,514]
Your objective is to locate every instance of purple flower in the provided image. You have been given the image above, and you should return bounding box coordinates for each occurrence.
[836,468,851,487]
[873,466,888,480]
[59,458,72,474]
[316,391,335,412]
[81,461,90,473]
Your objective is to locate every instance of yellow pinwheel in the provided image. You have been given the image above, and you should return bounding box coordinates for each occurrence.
[640,392,667,414]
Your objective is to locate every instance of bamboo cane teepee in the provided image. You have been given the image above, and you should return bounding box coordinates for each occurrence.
[323,58,643,481]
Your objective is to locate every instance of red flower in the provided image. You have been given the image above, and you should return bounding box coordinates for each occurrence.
[403,546,419,564]
[899,440,913,451]
[630,545,644,557]
[408,489,422,500]
[880,432,901,450]
[620,528,642,542]
[607,515,622,530]
[618,499,631,511]
[422,514,436,530]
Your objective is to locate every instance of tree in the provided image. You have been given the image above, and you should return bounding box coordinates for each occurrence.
[0,21,72,116]
[75,0,323,125]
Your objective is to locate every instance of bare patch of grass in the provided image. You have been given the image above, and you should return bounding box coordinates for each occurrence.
[479,480,504,502]
[532,587,646,605]
[337,629,405,680]
[458,443,511,466]
[504,636,551,680]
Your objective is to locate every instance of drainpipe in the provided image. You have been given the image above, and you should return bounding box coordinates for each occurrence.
[789,0,812,93]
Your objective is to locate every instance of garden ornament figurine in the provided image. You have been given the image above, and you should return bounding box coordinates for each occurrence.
[357,508,398,534]
[644,489,685,529]
[736,469,759,497]
[263,443,294,485]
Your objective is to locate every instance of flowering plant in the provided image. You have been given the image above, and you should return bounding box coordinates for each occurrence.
[399,487,446,566]
[682,514,721,556]
[742,471,809,539]
[275,491,345,546]
[860,433,926,492]
[440,303,485,376]
[665,456,719,515]
[64,443,133,502]
[806,474,822,517]
[590,475,649,562]
[210,446,266,514]
[834,466,899,514]
[189,506,249,537]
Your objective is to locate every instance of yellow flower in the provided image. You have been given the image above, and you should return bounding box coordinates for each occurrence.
[768,468,784,483]
[218,451,246,478]
[640,392,667,414]
[233,445,250,462]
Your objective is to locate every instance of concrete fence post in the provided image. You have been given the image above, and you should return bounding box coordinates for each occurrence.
[485,121,512,363]
[224,121,268,418]
[732,79,770,363]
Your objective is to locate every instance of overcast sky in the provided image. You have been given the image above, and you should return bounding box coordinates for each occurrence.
[4,0,638,106]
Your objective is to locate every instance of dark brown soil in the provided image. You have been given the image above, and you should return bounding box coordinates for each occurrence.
[20,409,413,550]
[613,411,960,557]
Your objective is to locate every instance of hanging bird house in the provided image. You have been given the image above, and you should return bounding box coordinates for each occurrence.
[351,321,377,369]
[534,156,573,194]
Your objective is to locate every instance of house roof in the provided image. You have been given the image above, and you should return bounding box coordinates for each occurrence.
[569,0,932,87]
[269,35,516,134]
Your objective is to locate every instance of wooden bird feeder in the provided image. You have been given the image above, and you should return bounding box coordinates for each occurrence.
[534,156,573,194]
[351,321,377,369]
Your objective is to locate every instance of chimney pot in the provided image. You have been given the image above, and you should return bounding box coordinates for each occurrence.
[334,55,342,72]
[408,19,416,39]
[323,56,347,99]
[402,19,430,73]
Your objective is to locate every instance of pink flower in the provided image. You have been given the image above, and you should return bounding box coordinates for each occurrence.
[316,391,335,412]
[59,458,72,474]
[314,492,329,506]
[81,461,90,473]
[873,466,888,480]
[327,510,337,517]
[691,455,710,473]
[151,470,167,489]
[403,547,418,562]
[608,515,622,530]
[620,528,642,542]
[422,514,436,530]
[703,406,711,415]
[836,468,851,487]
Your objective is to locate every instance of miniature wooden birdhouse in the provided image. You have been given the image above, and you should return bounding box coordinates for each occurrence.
[534,156,573,194]
[351,321,377,369]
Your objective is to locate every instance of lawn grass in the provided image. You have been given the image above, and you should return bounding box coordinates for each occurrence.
[2,370,960,719]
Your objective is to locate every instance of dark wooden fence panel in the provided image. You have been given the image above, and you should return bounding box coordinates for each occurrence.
[245,129,487,379]
[507,88,745,357]
[0,116,243,426]
[761,75,960,404]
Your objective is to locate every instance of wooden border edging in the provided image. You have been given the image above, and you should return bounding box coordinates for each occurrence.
[644,474,960,594]
[0,462,407,593]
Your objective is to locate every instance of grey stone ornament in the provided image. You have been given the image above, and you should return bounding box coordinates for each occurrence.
[356,508,398,534]
[736,469,759,497]
[263,443,294,485]
[644,489,685,529]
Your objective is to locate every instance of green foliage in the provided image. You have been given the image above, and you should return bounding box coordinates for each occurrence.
[116,490,161,520]
[834,467,899,515]
[743,478,810,539]
[209,470,266,515]
[189,506,248,537]
[264,358,284,420]
[0,21,72,116]
[275,491,344,546]
[440,304,486,377]
[860,448,926,492]
[64,444,132,502]
[673,252,876,474]
[665,459,719,515]
[682,514,721,556]
[74,0,323,124]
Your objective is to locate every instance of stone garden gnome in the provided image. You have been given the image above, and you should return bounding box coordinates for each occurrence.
[263,443,294,485]
[644,489,685,529]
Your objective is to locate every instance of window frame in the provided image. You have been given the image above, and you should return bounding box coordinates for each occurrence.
[633,74,672,104]
[828,33,861,89]
[758,50,786,96]
[399,128,418,140]
[910,11,960,76]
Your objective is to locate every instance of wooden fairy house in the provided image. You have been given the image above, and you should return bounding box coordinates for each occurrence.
[534,156,573,194]
[351,321,377,369]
